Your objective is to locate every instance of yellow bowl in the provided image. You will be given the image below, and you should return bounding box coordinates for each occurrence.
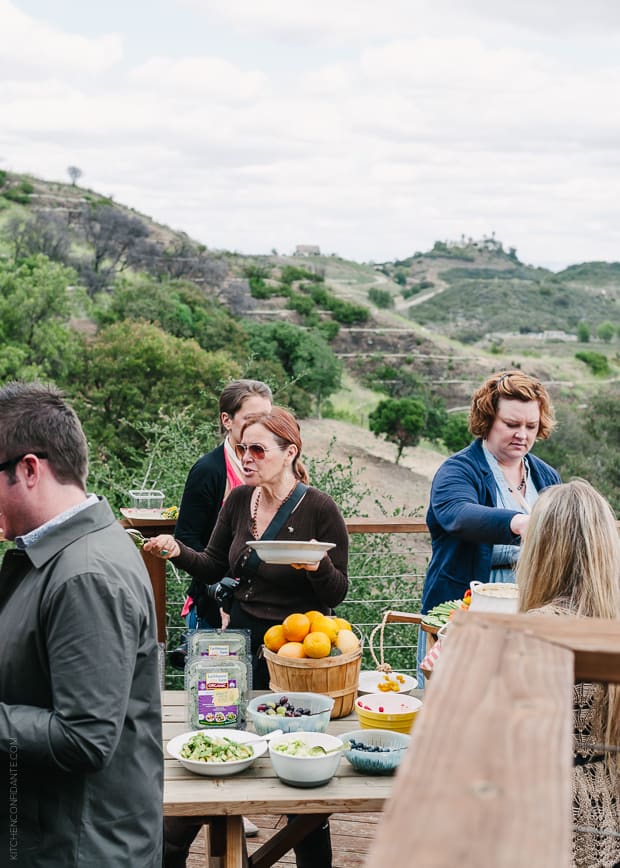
[354,693,423,734]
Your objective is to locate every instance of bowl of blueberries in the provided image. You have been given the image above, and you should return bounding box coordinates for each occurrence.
[338,728,411,774]
[247,693,335,736]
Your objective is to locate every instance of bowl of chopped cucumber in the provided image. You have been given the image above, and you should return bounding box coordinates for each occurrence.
[167,729,268,776]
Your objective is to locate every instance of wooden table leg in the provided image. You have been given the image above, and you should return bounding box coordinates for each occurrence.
[207,817,248,868]
[249,814,330,868]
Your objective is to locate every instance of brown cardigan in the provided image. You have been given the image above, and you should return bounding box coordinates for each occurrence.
[172,484,349,622]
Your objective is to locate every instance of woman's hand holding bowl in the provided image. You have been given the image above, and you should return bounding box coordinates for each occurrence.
[143,534,180,559]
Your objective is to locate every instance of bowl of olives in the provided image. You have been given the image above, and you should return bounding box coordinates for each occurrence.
[247,692,334,736]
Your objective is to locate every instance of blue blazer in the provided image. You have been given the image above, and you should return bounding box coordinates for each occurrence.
[420,439,561,613]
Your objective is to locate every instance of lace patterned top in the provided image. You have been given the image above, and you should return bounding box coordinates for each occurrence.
[528,602,620,868]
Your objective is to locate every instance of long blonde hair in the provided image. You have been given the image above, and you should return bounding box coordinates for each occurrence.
[517,479,620,765]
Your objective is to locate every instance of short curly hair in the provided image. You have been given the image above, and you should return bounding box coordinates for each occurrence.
[468,370,556,440]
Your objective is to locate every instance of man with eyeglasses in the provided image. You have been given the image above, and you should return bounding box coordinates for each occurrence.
[0,381,163,867]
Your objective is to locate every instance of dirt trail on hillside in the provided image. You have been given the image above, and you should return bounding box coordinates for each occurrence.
[299,418,444,517]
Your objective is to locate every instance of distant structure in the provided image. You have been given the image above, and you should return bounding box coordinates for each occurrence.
[455,233,502,253]
[294,244,321,257]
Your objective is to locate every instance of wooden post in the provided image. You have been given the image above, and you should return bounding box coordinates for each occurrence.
[366,615,575,868]
[120,518,176,644]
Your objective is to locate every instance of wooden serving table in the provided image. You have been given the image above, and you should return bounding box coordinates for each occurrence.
[163,689,422,868]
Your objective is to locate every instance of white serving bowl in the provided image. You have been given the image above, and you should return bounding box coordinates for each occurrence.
[167,729,268,777]
[268,731,343,787]
[245,540,335,565]
[247,692,334,736]
[358,670,416,695]
[339,728,411,774]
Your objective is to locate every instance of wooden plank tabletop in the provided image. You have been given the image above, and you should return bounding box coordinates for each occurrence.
[163,690,421,818]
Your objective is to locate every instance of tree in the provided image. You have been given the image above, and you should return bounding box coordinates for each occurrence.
[74,320,240,457]
[0,255,86,381]
[291,332,342,418]
[576,322,590,342]
[596,321,615,343]
[76,203,149,294]
[93,277,248,356]
[442,413,471,452]
[369,397,427,464]
[247,322,342,416]
[67,166,82,186]
[3,212,69,264]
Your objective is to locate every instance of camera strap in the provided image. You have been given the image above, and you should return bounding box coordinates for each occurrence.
[242,482,308,576]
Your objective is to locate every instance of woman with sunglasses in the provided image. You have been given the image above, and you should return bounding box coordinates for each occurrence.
[145,406,348,867]
[146,406,348,683]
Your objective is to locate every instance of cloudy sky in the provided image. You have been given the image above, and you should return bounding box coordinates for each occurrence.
[2,0,620,270]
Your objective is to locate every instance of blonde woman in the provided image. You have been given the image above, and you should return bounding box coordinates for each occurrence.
[517,479,620,868]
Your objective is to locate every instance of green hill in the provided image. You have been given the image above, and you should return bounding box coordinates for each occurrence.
[0,170,618,509]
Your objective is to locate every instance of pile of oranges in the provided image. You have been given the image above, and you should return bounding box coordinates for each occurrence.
[263,611,360,660]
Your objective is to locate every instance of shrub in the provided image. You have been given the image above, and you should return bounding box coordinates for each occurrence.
[368,287,394,308]
[596,321,615,343]
[329,299,370,325]
[287,293,316,316]
[317,320,340,341]
[575,350,610,376]
[577,322,590,342]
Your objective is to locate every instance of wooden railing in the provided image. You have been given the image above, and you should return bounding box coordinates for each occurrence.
[366,611,620,866]
[120,517,431,643]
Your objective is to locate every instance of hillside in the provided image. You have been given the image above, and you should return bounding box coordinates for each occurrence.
[1,169,618,423]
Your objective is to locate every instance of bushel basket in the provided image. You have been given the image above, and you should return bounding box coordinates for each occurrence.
[262,645,362,719]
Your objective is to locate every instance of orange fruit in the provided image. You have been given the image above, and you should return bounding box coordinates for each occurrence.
[302,631,332,659]
[282,613,311,643]
[277,641,307,658]
[263,624,287,653]
[333,616,352,632]
[304,610,322,624]
[335,628,360,653]
[309,614,338,644]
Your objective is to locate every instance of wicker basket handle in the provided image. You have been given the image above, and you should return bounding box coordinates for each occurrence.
[369,610,424,673]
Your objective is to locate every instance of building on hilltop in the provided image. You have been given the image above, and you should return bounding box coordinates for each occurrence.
[294,244,321,256]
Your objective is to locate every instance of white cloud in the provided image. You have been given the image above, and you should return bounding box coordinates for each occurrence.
[2,0,620,267]
[0,0,123,74]
[183,0,425,42]
[129,56,267,103]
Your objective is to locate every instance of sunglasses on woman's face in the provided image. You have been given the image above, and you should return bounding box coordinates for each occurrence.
[234,443,284,461]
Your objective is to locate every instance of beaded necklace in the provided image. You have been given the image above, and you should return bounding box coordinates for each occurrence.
[505,460,527,494]
[250,481,298,539]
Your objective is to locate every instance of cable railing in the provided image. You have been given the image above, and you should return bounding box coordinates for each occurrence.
[160,519,431,687]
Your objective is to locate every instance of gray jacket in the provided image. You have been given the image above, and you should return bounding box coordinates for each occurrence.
[0,498,163,867]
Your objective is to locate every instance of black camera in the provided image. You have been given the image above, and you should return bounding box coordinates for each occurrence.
[212,576,239,612]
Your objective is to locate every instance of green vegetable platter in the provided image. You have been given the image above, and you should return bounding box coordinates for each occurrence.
[167,729,268,776]
[421,599,462,629]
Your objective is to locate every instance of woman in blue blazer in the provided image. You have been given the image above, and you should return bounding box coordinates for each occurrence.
[418,371,561,681]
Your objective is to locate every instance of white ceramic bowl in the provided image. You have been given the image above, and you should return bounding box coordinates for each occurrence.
[358,670,416,695]
[268,731,343,787]
[245,540,336,565]
[339,728,411,774]
[247,692,334,736]
[167,729,268,776]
